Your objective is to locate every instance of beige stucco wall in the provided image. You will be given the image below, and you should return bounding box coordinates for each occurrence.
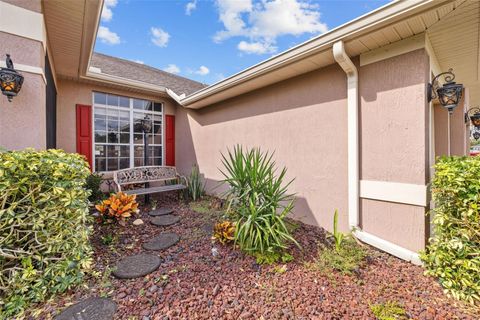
[56,78,177,154]
[358,49,430,251]
[176,49,431,252]
[0,31,46,150]
[2,0,42,13]
[176,64,350,231]
[434,93,468,157]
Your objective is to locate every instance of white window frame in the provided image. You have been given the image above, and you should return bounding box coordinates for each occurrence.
[91,92,165,172]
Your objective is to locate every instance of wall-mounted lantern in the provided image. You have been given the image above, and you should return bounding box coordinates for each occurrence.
[0,54,24,102]
[428,69,463,114]
[465,107,480,140]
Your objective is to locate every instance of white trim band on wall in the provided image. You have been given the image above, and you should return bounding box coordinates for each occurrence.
[0,1,46,50]
[0,60,47,84]
[360,180,428,207]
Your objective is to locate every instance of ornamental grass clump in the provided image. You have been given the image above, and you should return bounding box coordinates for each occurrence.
[95,191,139,225]
[220,145,299,263]
[420,156,480,305]
[0,149,93,317]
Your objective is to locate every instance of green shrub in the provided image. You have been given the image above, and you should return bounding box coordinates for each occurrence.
[333,209,344,252]
[86,172,105,203]
[370,301,407,320]
[0,149,93,317]
[187,164,204,201]
[420,156,480,304]
[307,238,366,275]
[220,145,299,262]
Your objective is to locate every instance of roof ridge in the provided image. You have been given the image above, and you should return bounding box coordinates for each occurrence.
[92,52,206,87]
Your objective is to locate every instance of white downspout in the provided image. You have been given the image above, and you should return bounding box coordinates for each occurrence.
[333,41,359,229]
[333,40,421,265]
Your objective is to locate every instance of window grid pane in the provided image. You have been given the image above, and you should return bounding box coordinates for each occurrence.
[93,93,163,172]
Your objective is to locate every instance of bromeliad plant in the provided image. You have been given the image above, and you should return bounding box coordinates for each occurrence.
[95,191,139,225]
[213,220,236,244]
[220,145,299,263]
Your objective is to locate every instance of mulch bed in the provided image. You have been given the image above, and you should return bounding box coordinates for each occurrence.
[26,194,478,319]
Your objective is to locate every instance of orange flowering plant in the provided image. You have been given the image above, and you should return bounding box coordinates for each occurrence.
[95,191,139,225]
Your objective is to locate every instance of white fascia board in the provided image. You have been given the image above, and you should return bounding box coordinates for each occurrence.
[83,70,168,95]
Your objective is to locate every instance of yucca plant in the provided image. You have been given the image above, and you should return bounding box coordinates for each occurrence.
[187,163,204,201]
[220,145,299,259]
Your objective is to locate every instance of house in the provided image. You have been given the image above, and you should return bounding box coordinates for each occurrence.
[1,0,478,265]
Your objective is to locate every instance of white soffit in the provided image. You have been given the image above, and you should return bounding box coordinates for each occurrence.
[43,0,102,78]
[427,0,480,107]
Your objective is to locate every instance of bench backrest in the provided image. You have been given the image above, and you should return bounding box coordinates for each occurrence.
[113,166,179,188]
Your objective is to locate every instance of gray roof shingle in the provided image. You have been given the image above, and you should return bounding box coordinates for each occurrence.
[90,53,207,96]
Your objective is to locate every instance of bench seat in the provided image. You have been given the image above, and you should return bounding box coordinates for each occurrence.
[123,184,185,195]
[113,166,186,197]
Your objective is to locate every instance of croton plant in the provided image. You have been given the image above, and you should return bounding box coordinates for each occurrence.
[95,191,139,225]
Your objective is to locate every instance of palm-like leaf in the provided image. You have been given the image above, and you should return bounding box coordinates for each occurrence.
[220,145,299,255]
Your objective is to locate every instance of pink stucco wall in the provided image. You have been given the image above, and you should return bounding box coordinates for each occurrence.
[434,93,468,157]
[176,49,431,252]
[358,49,430,251]
[2,0,42,13]
[56,79,177,154]
[0,31,46,150]
[176,64,350,231]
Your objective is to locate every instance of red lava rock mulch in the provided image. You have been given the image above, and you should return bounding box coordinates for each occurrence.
[27,195,478,319]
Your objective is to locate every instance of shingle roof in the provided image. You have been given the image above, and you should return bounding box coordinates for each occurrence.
[90,53,207,96]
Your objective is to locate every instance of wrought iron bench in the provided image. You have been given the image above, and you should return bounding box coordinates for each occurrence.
[113,166,186,196]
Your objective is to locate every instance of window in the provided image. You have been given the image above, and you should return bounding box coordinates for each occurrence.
[93,92,163,172]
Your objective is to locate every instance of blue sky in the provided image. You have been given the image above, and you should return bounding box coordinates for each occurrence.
[95,0,391,85]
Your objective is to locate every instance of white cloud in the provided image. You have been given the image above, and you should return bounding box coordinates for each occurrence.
[150,27,170,47]
[214,0,328,54]
[101,0,118,22]
[133,60,144,64]
[97,26,120,45]
[164,64,181,74]
[238,40,276,54]
[195,66,210,76]
[185,0,197,15]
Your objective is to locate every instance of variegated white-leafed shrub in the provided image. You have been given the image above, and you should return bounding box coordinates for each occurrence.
[421,156,480,305]
[0,149,93,317]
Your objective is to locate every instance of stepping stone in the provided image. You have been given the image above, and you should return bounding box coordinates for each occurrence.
[150,214,180,226]
[143,232,180,251]
[149,207,174,216]
[112,254,161,279]
[55,297,117,320]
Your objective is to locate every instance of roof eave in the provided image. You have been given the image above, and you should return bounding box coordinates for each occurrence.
[181,0,452,109]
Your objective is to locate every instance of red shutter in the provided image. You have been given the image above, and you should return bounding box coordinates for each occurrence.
[165,115,175,166]
[76,104,92,170]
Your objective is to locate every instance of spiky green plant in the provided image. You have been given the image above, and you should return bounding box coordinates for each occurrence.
[333,209,344,252]
[220,145,299,259]
[187,163,204,201]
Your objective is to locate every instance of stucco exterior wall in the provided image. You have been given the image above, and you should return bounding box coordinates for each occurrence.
[0,31,46,150]
[358,49,430,250]
[2,0,42,13]
[176,64,350,231]
[56,78,177,154]
[434,93,468,157]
